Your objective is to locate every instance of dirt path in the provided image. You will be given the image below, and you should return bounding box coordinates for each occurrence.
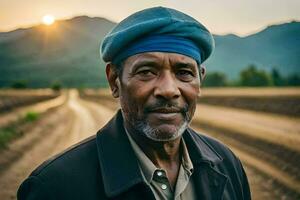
[0,89,114,200]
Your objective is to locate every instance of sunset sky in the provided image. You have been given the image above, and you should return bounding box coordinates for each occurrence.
[1,0,299,36]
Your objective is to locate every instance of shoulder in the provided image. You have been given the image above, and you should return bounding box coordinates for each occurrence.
[32,135,98,178]
[18,135,103,199]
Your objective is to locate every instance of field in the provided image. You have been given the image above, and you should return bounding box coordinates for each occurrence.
[0,87,299,200]
[199,88,300,116]
[0,89,60,114]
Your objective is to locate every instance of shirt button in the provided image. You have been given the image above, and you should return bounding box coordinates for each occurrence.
[157,171,163,176]
[161,184,167,190]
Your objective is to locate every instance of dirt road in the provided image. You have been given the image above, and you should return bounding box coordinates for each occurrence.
[0,89,299,199]
[0,90,114,200]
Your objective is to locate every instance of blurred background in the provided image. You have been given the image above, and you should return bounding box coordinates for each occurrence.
[0,0,299,199]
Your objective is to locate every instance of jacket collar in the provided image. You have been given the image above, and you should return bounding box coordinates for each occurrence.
[183,128,223,166]
[96,110,223,198]
[96,110,144,198]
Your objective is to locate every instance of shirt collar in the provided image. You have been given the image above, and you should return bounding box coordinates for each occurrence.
[181,138,194,175]
[125,127,194,184]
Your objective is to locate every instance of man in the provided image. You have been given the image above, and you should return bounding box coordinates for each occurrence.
[18,7,251,200]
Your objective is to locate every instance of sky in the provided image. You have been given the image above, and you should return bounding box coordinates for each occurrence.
[0,0,299,36]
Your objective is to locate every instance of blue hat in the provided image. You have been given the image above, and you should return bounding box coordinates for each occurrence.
[100,6,214,65]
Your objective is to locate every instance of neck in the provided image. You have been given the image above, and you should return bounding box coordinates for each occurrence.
[140,135,182,168]
[126,123,182,165]
[125,122,182,188]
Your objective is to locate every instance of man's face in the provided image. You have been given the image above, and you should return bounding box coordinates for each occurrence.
[111,52,201,141]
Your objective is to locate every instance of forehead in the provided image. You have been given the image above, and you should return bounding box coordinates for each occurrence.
[122,52,198,69]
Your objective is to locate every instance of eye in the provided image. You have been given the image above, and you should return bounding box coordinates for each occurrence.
[176,69,195,81]
[137,69,154,76]
[135,67,157,80]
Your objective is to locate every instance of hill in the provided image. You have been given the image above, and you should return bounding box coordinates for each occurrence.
[207,21,300,79]
[0,17,299,87]
[0,16,115,88]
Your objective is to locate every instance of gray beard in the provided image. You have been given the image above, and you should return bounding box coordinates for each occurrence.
[121,103,193,142]
[134,119,189,142]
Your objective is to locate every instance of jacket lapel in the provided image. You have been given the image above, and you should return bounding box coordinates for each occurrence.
[184,129,228,200]
[95,110,147,198]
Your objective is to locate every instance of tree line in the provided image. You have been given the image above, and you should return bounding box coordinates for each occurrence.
[7,64,300,88]
[203,64,300,87]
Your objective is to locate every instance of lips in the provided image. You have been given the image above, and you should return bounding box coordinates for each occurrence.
[147,107,182,121]
[150,107,181,113]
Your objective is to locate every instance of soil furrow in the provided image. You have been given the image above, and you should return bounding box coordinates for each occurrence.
[0,106,74,200]
[0,105,69,175]
[191,121,300,198]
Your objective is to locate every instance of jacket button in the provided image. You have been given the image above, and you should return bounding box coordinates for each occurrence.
[161,184,167,190]
[157,171,163,177]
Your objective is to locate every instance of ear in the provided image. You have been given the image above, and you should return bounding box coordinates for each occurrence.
[200,65,206,82]
[106,63,120,98]
[198,65,206,97]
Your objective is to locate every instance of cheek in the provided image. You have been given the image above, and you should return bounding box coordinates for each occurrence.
[181,82,200,103]
[119,82,152,114]
[180,82,200,115]
[119,90,137,113]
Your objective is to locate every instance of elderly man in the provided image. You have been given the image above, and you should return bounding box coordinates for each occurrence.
[18,7,251,200]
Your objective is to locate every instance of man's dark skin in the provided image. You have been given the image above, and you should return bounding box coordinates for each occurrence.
[106,52,206,189]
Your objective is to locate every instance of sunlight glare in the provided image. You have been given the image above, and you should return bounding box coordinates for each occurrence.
[42,15,55,25]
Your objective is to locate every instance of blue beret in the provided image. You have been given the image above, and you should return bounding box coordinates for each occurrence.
[100,6,214,64]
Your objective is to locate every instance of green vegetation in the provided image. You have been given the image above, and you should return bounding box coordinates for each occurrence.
[0,124,23,149]
[51,81,62,91]
[11,80,28,89]
[239,65,273,87]
[203,64,300,87]
[0,111,40,149]
[203,72,228,87]
[271,68,284,86]
[24,111,40,122]
[286,74,300,86]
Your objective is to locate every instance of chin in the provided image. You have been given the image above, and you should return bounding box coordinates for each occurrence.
[138,121,189,142]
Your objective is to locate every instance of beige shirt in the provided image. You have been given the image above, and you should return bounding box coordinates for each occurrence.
[125,130,197,200]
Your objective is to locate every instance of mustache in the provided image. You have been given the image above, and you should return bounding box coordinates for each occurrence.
[144,100,188,114]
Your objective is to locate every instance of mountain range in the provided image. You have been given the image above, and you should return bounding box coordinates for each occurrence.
[0,16,299,88]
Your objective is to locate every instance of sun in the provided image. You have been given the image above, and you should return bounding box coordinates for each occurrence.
[42,15,55,25]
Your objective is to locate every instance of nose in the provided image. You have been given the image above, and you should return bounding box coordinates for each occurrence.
[153,71,180,100]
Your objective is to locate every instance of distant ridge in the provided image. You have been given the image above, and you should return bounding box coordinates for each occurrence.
[208,20,300,79]
[0,17,299,88]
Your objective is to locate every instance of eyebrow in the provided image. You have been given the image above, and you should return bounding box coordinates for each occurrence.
[130,58,161,72]
[173,62,198,71]
[132,60,159,68]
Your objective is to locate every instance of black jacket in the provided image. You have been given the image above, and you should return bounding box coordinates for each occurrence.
[18,110,251,200]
